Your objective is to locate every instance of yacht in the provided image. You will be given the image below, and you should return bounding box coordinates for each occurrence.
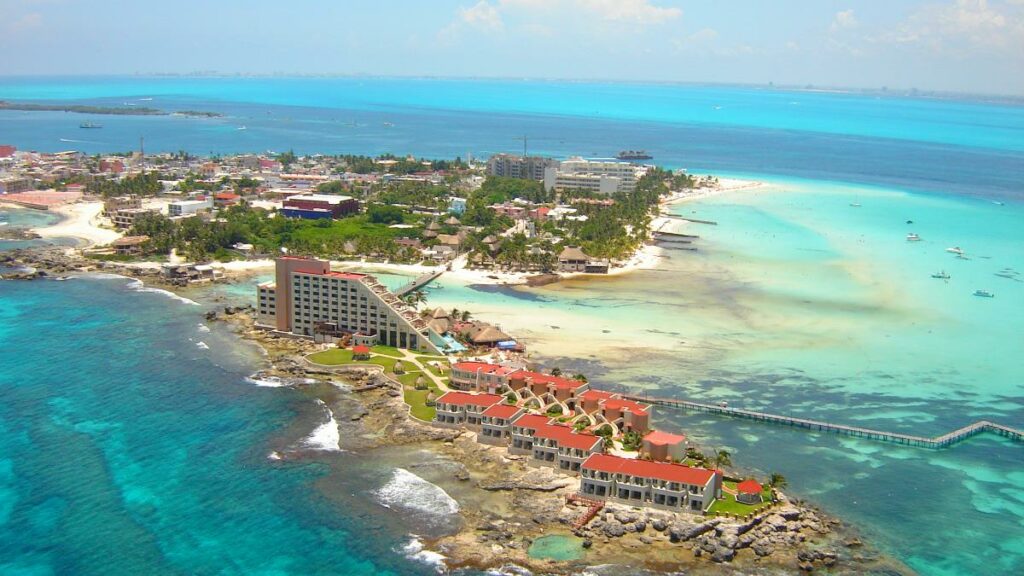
[849,202,862,207]
[906,233,921,241]
[973,290,995,298]
[931,271,950,280]
[945,246,964,255]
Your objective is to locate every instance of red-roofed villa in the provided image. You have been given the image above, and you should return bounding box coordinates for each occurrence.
[580,453,720,513]
[642,430,687,462]
[736,479,764,504]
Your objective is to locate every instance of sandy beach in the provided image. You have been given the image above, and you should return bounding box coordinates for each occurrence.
[25,201,123,247]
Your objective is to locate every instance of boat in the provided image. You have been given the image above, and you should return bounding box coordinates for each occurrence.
[906,233,921,241]
[973,290,995,298]
[931,271,950,279]
[945,246,964,255]
[237,126,247,130]
[79,122,103,129]
[616,150,653,160]
[849,202,861,207]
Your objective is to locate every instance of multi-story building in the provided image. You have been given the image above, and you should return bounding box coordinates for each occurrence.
[434,391,503,428]
[450,361,517,393]
[103,195,141,216]
[281,194,359,219]
[256,256,441,353]
[579,453,719,513]
[530,423,603,472]
[543,157,650,195]
[111,208,157,230]
[168,198,213,217]
[509,413,553,455]
[479,403,524,445]
[0,176,33,195]
[579,389,651,434]
[486,154,558,181]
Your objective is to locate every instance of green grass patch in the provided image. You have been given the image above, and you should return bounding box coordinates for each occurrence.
[371,345,405,358]
[403,388,436,421]
[289,214,424,244]
[307,348,354,365]
[708,482,774,517]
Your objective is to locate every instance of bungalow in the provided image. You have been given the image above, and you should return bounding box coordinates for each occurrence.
[214,192,241,208]
[579,390,652,434]
[478,403,524,446]
[580,453,719,513]
[111,235,149,256]
[558,246,590,272]
[433,391,503,429]
[352,344,371,361]
[508,370,589,410]
[642,430,687,462]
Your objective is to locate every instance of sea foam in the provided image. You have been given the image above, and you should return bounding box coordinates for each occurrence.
[125,279,200,306]
[399,537,447,573]
[303,400,341,451]
[376,468,460,517]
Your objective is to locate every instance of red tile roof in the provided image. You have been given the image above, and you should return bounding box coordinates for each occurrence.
[509,370,587,390]
[533,424,602,451]
[452,361,514,375]
[325,271,367,280]
[437,391,503,408]
[582,454,715,486]
[602,398,650,415]
[580,390,617,401]
[482,404,522,419]
[737,479,763,494]
[643,430,686,446]
[512,413,552,430]
[352,345,370,354]
[215,192,240,200]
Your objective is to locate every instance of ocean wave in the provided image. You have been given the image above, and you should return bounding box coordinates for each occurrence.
[245,375,288,388]
[197,324,211,333]
[376,468,460,518]
[303,400,341,451]
[195,341,209,350]
[125,279,200,306]
[486,565,534,576]
[399,537,446,573]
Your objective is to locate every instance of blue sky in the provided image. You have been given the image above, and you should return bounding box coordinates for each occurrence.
[1,0,1022,95]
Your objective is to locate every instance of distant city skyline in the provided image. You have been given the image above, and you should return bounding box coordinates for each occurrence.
[1,0,1022,96]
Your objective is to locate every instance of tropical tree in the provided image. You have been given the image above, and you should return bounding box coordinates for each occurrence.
[460,310,472,321]
[572,373,588,383]
[713,449,732,469]
[768,472,788,490]
[550,367,563,376]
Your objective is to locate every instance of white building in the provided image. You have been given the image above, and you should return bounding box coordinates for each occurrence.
[543,157,650,195]
[168,198,213,217]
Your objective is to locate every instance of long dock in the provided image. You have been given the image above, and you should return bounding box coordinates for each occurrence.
[394,270,444,297]
[619,394,1024,449]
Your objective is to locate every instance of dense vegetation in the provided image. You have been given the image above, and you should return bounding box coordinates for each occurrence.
[88,173,164,198]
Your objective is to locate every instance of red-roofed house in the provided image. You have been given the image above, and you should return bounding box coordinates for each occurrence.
[214,192,241,207]
[642,430,687,462]
[434,392,503,428]
[509,413,554,455]
[508,370,590,410]
[450,361,516,393]
[580,453,719,513]
[530,424,603,472]
[0,145,16,158]
[478,403,524,445]
[736,479,763,504]
[578,390,652,435]
[352,345,371,361]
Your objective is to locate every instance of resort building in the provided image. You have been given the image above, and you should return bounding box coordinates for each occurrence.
[103,195,141,216]
[530,424,603,472]
[508,370,590,411]
[543,157,649,195]
[168,198,213,217]
[642,430,687,462]
[111,235,149,256]
[579,389,652,435]
[256,256,441,353]
[478,404,524,445]
[486,154,558,181]
[434,391,503,428]
[111,208,157,230]
[450,361,518,393]
[579,454,719,513]
[281,194,359,219]
[509,413,554,455]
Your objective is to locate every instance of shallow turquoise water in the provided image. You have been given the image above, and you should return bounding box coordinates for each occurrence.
[527,534,584,561]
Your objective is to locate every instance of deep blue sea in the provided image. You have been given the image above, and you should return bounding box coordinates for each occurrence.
[1,77,1023,575]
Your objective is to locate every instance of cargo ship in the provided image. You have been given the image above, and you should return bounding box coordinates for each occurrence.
[616,150,652,160]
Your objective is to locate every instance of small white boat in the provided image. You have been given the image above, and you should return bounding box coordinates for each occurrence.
[946,246,964,255]
[237,126,247,130]
[849,203,862,208]
[931,271,950,280]
[973,290,994,298]
[906,233,921,242]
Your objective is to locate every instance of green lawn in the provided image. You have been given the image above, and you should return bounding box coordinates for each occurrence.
[307,348,354,365]
[371,345,405,358]
[708,481,774,517]
[403,388,436,421]
[289,214,424,244]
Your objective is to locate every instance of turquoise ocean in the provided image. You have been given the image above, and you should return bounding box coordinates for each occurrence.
[1,77,1023,575]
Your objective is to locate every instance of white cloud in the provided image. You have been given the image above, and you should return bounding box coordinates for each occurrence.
[458,1,504,31]
[573,0,682,24]
[831,9,859,32]
[870,0,1024,55]
[3,12,42,34]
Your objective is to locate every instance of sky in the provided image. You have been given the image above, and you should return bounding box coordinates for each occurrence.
[1,0,1022,95]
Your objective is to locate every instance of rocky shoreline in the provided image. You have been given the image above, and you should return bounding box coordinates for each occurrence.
[2,245,915,575]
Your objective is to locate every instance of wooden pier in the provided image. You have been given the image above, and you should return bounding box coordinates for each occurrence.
[394,270,444,297]
[619,394,1023,449]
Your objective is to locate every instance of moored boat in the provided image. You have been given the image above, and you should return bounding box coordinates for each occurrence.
[946,246,964,255]
[906,233,921,241]
[931,271,950,280]
[973,289,995,298]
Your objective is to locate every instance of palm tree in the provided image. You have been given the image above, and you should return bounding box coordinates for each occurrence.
[572,373,588,383]
[550,367,563,376]
[460,310,471,321]
[713,449,732,469]
[768,472,787,490]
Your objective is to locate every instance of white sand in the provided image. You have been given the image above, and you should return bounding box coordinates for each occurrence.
[31,202,122,247]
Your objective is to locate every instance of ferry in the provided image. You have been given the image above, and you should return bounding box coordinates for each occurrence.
[616,150,653,160]
[79,122,103,129]
[931,271,950,280]
[945,246,964,255]
[906,233,921,241]
[973,290,995,298]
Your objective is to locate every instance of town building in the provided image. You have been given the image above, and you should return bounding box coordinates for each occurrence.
[434,391,503,428]
[543,157,650,195]
[214,192,241,208]
[479,403,525,445]
[579,453,719,513]
[281,193,359,219]
[111,208,157,230]
[0,176,33,195]
[111,235,149,256]
[509,413,556,455]
[450,361,518,393]
[557,246,609,274]
[102,196,141,216]
[530,423,603,472]
[486,154,558,181]
[256,257,441,353]
[168,197,213,217]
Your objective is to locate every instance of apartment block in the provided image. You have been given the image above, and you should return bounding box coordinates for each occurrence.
[580,453,719,513]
